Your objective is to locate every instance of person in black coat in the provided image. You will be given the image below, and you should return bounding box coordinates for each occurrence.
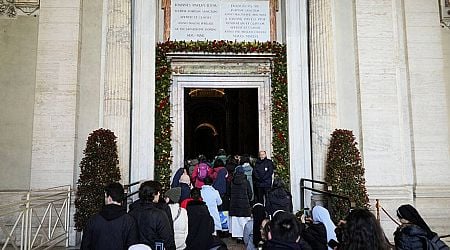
[81,183,138,250]
[184,189,214,250]
[265,178,293,216]
[394,204,449,250]
[130,182,174,234]
[253,151,274,204]
[302,222,327,250]
[229,168,253,217]
[128,181,175,250]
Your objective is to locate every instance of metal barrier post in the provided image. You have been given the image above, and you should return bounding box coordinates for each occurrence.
[300,179,304,209]
[23,191,30,250]
[65,185,71,247]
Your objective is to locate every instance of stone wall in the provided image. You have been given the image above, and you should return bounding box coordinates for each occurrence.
[354,0,450,238]
[404,0,450,235]
[30,0,81,189]
[0,16,38,190]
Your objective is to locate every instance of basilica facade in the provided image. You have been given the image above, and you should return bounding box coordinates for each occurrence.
[1,0,450,244]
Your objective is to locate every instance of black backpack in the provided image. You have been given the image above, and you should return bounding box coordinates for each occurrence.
[420,235,449,250]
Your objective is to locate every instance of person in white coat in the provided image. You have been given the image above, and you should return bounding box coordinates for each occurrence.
[200,176,223,232]
[164,187,188,250]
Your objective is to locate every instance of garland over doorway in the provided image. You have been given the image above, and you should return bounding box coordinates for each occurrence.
[155,40,289,190]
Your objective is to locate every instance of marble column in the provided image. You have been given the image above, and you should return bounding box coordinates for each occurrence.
[130,0,158,183]
[309,0,337,183]
[285,0,312,211]
[102,0,132,183]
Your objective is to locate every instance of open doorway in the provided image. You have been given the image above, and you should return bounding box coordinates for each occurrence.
[184,88,259,160]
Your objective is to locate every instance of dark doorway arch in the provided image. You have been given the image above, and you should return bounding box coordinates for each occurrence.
[184,88,259,161]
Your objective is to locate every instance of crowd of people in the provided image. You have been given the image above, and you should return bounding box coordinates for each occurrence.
[80,149,449,250]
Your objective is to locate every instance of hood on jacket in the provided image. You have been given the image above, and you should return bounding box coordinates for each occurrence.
[99,204,127,221]
[233,173,247,185]
[186,200,209,216]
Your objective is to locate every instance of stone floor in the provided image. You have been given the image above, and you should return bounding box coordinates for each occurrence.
[40,237,246,250]
[222,237,246,250]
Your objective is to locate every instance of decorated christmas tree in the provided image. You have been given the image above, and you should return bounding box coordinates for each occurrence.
[74,128,121,231]
[325,129,369,223]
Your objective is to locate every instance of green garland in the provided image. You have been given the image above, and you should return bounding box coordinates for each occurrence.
[155,40,290,190]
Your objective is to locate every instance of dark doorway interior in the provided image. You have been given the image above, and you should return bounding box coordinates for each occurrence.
[184,88,259,160]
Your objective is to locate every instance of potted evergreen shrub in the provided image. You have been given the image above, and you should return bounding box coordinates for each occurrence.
[74,128,121,231]
[325,129,369,223]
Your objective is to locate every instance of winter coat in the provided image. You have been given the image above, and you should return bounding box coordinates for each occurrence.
[128,201,175,250]
[129,199,174,232]
[81,204,138,250]
[212,167,228,195]
[394,224,448,250]
[254,158,274,188]
[229,173,253,217]
[265,187,293,216]
[179,183,191,203]
[201,185,223,231]
[235,163,254,200]
[171,168,184,188]
[302,223,328,250]
[185,200,215,250]
[168,203,188,250]
[263,240,302,250]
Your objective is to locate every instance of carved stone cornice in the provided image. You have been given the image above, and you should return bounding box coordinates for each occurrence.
[0,0,16,17]
[0,0,40,18]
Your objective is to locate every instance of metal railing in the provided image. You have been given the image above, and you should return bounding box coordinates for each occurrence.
[300,178,352,211]
[0,185,72,250]
[124,181,142,206]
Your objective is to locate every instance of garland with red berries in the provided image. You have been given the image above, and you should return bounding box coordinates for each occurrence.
[155,40,289,190]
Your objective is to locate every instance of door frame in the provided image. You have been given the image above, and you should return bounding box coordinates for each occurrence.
[170,75,272,173]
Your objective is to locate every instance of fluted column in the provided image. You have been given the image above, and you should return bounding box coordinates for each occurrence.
[102,0,132,183]
[309,0,337,182]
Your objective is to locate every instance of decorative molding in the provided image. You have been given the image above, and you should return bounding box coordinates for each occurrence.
[0,0,16,17]
[0,0,40,17]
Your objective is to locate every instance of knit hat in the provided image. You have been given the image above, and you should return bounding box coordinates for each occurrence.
[179,174,191,185]
[165,187,181,203]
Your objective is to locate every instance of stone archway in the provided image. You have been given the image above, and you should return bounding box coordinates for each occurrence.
[169,53,273,173]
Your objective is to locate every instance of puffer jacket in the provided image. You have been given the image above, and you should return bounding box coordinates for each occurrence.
[128,201,175,250]
[235,163,254,201]
[168,203,188,250]
[394,224,428,250]
[265,186,293,216]
[229,173,253,217]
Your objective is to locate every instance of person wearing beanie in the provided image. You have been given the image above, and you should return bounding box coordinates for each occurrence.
[165,187,181,204]
[394,204,449,250]
[165,187,188,250]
